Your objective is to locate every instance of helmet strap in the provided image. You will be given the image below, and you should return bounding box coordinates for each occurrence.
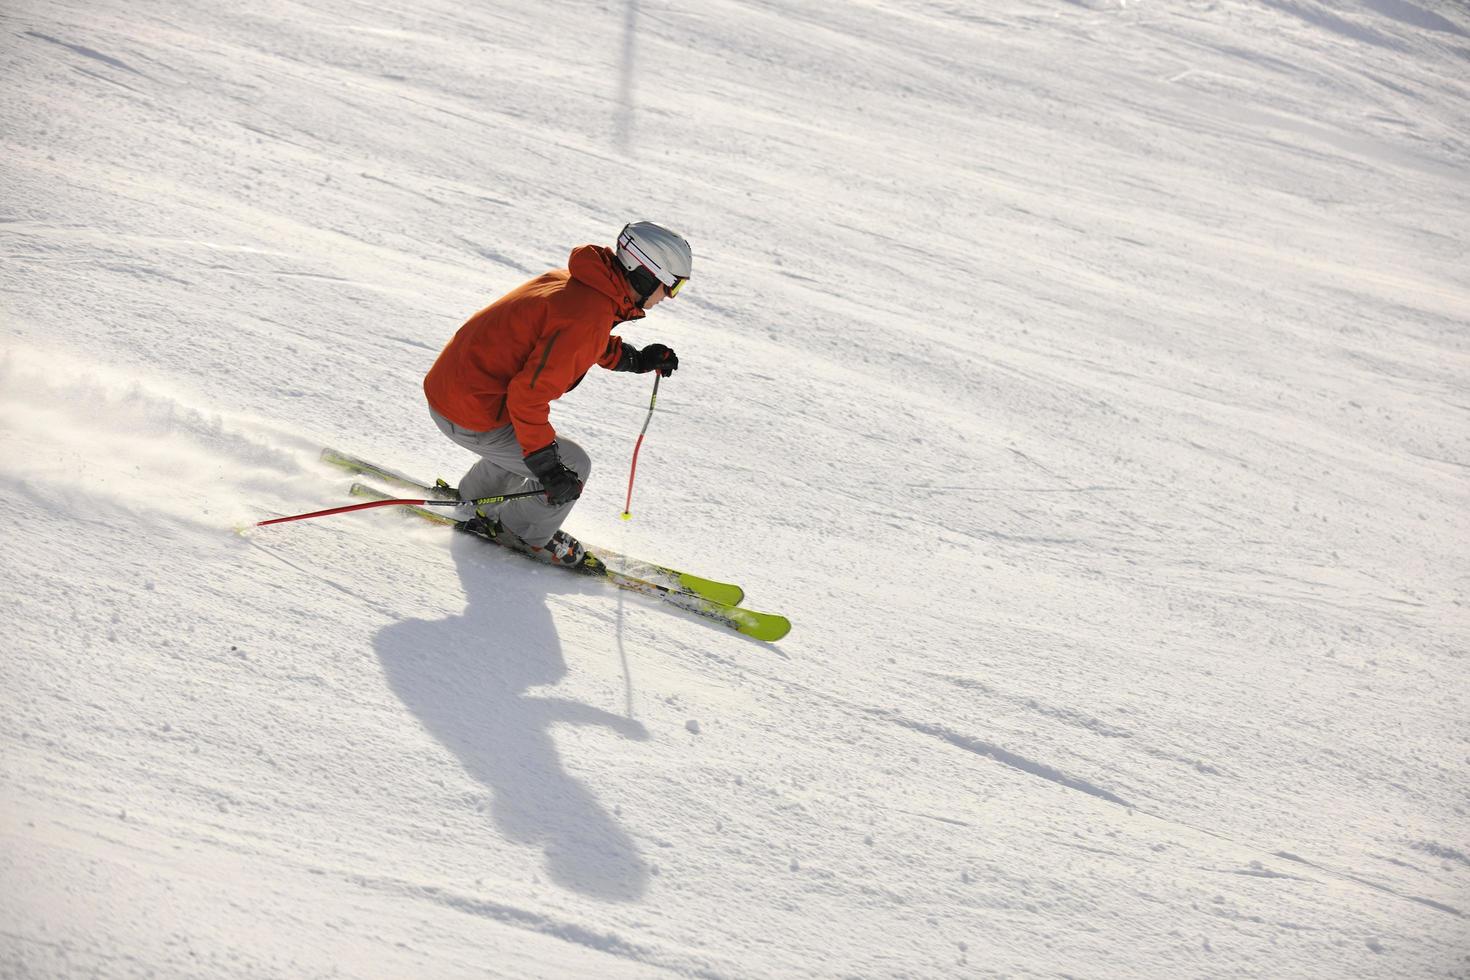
[626,265,662,307]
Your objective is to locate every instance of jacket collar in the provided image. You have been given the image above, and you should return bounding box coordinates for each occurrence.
[568,245,646,321]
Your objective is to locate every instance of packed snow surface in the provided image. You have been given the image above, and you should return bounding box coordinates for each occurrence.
[3,0,1469,976]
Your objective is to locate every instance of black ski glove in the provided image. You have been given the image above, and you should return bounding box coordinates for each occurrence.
[615,343,679,377]
[523,442,583,506]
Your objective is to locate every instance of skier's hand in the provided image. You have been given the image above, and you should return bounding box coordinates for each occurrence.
[617,343,679,377]
[524,443,583,506]
[639,344,678,377]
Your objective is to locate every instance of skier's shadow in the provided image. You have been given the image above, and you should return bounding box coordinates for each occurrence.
[373,531,649,902]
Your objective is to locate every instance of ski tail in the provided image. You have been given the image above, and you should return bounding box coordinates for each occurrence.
[321,447,457,499]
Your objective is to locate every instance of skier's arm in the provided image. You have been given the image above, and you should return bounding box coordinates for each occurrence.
[596,335,625,370]
[504,322,606,456]
[504,331,565,455]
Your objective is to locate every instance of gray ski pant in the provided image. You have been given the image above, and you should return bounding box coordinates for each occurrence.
[428,405,591,548]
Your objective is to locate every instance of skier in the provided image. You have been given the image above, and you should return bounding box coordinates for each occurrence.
[423,221,690,566]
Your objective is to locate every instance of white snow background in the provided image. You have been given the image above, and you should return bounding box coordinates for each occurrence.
[2,0,1468,976]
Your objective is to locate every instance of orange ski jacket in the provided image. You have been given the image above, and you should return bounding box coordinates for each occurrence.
[424,245,644,456]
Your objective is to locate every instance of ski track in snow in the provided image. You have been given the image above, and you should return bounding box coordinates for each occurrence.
[3,0,1469,976]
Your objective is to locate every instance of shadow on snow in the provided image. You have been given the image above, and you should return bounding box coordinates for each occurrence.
[374,531,650,903]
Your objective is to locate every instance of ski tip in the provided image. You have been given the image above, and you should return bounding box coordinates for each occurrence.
[730,610,791,643]
[675,573,744,607]
[749,617,792,643]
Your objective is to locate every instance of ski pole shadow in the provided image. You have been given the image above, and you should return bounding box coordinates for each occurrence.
[373,531,649,902]
[614,0,640,151]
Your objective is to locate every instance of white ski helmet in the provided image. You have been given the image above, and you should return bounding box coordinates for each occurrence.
[616,221,692,298]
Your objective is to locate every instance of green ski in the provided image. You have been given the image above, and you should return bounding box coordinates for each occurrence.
[347,481,790,643]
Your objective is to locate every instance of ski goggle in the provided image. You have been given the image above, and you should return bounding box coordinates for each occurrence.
[668,275,689,297]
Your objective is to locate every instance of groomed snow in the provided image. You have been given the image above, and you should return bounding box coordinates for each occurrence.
[2,0,1468,976]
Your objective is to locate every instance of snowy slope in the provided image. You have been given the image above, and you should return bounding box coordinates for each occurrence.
[3,0,1468,976]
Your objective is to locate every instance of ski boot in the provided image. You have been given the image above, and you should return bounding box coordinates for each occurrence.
[533,529,587,567]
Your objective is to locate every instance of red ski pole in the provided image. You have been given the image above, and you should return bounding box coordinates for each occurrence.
[251,489,544,529]
[620,373,660,521]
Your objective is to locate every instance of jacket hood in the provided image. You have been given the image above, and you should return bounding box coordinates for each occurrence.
[568,244,645,321]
